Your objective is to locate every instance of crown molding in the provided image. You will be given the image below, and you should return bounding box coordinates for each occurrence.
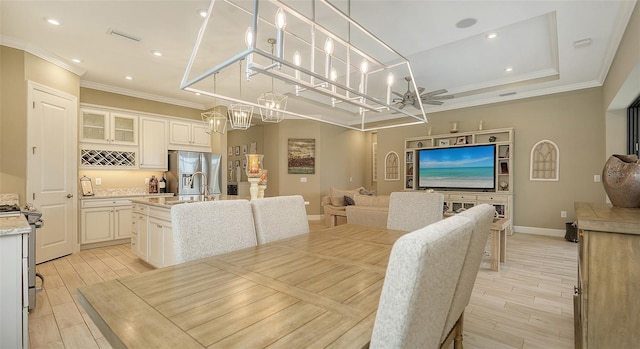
[80,81,207,110]
[1,36,86,76]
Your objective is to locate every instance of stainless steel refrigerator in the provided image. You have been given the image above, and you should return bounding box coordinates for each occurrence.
[167,150,222,196]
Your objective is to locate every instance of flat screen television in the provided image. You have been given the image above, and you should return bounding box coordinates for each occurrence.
[417,144,496,190]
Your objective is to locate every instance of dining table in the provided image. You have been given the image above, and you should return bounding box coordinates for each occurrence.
[77,224,408,349]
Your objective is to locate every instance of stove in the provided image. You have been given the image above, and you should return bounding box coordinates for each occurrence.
[22,208,43,311]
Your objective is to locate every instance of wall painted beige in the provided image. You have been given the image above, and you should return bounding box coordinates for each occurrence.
[80,88,204,120]
[603,2,639,110]
[227,119,366,215]
[0,47,27,198]
[0,47,80,203]
[375,87,606,230]
[604,3,640,162]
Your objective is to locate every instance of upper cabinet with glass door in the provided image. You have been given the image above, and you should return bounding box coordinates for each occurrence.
[81,109,138,146]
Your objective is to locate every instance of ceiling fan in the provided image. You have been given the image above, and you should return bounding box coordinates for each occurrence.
[392,76,454,109]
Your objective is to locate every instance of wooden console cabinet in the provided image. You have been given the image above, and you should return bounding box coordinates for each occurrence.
[574,202,640,349]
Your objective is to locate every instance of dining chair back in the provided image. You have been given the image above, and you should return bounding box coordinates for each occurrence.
[386,191,444,231]
[171,200,257,263]
[370,214,474,349]
[440,204,496,348]
[251,195,310,244]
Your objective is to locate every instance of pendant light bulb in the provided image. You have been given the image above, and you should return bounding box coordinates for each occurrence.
[324,38,334,56]
[245,27,253,48]
[330,68,338,82]
[360,60,368,74]
[275,8,286,30]
[293,51,301,66]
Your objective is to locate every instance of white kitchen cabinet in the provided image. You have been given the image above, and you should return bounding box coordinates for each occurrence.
[139,117,168,170]
[131,204,148,259]
[169,120,211,150]
[81,108,138,146]
[0,228,29,349]
[80,199,132,245]
[146,207,174,268]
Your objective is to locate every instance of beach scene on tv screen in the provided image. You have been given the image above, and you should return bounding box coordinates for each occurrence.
[419,146,495,189]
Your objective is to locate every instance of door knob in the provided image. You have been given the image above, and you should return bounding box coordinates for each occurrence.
[66,194,73,198]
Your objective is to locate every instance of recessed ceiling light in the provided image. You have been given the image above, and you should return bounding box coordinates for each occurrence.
[486,32,498,39]
[125,76,134,80]
[71,58,82,63]
[456,18,477,29]
[505,67,513,72]
[151,50,163,57]
[46,18,61,26]
[198,9,208,18]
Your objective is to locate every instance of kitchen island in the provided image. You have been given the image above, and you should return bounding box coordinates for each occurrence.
[130,195,250,268]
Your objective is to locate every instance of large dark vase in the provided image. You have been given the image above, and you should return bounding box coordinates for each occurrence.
[602,154,640,208]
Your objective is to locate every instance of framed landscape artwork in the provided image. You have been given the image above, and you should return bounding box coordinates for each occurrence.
[288,138,315,174]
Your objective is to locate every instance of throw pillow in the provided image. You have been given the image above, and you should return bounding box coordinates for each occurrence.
[344,195,355,206]
[359,188,376,196]
[329,187,364,206]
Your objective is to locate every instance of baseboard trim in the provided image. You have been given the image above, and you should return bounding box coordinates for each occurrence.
[307,215,323,221]
[514,225,565,237]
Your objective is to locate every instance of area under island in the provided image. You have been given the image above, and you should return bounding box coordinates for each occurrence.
[130,195,249,268]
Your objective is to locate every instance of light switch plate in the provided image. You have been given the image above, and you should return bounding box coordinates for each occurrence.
[95,178,102,186]
[300,177,307,182]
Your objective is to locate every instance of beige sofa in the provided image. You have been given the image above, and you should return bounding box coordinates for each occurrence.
[346,194,390,228]
[321,187,390,228]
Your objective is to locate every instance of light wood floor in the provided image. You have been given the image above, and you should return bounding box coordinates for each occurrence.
[29,221,577,349]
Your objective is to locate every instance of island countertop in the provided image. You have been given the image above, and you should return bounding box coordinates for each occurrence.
[130,195,251,209]
[0,215,30,237]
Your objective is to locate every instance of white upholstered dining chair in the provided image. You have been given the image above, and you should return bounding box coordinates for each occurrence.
[386,191,444,231]
[251,195,310,244]
[440,204,495,349]
[370,214,474,349]
[170,200,257,264]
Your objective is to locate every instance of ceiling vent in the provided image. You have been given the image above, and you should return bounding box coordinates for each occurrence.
[107,28,141,42]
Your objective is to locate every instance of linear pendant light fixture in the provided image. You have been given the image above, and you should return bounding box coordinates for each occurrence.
[181,0,428,132]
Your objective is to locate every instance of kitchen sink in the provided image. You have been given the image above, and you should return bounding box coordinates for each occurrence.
[165,195,220,205]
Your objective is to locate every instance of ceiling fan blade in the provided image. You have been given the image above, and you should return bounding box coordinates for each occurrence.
[423,94,454,101]
[398,103,406,110]
[420,89,449,97]
[423,100,444,106]
[417,87,425,94]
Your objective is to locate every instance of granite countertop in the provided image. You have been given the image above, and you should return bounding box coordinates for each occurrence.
[81,188,175,200]
[0,215,30,237]
[131,195,250,209]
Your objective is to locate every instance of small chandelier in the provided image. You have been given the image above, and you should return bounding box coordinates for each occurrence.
[202,73,227,135]
[201,110,227,135]
[258,38,287,123]
[228,59,253,130]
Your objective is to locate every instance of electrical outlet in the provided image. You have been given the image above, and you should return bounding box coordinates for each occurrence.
[300,177,307,183]
[95,178,102,186]
[561,211,567,218]
[304,201,310,205]
[594,174,601,182]
[144,178,150,185]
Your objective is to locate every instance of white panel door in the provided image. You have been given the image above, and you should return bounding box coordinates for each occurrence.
[139,117,167,169]
[28,82,77,263]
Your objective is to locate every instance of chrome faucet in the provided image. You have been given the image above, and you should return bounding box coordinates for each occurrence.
[188,171,209,197]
